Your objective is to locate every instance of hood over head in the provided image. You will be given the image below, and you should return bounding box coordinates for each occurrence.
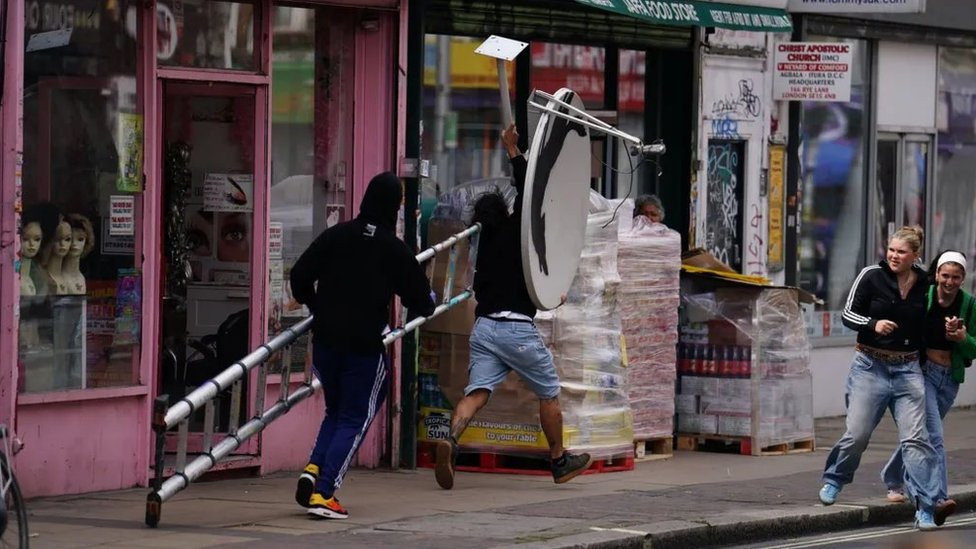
[358,172,402,231]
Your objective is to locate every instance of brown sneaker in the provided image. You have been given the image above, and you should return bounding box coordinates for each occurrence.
[934,498,957,526]
[434,438,458,490]
[551,452,593,484]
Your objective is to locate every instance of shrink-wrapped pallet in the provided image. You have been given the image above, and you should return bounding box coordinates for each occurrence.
[536,191,633,457]
[618,216,682,439]
[677,285,814,449]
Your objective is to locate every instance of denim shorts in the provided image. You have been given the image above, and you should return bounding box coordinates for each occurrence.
[465,317,560,399]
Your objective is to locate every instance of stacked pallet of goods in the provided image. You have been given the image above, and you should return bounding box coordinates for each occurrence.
[617,215,682,455]
[535,191,633,461]
[676,284,814,455]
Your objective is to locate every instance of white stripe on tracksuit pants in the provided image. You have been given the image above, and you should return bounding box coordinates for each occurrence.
[308,345,389,497]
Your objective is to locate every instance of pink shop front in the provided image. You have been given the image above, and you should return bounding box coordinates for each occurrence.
[0,0,405,497]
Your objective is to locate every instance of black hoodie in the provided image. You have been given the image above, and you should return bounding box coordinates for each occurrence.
[290,172,435,353]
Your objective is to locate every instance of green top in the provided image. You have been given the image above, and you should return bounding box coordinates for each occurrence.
[926,286,976,383]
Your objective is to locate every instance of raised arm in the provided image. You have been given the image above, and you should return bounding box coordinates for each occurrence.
[502,123,527,213]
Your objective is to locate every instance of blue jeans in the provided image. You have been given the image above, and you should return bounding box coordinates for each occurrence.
[880,360,960,502]
[822,351,940,513]
[465,317,560,399]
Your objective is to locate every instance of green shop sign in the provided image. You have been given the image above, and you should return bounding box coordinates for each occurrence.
[574,0,793,32]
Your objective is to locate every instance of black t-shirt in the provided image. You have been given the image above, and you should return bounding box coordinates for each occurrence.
[925,293,962,351]
[473,155,537,319]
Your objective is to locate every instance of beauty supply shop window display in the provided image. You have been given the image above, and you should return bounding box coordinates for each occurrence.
[19,204,103,393]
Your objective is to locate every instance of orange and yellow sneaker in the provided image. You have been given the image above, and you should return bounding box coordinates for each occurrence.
[295,463,319,508]
[307,493,349,519]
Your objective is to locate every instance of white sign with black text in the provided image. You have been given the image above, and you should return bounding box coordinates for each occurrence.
[109,195,135,236]
[773,42,853,102]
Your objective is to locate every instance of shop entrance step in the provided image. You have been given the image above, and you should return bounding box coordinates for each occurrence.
[634,437,673,461]
[675,434,815,456]
[417,441,634,476]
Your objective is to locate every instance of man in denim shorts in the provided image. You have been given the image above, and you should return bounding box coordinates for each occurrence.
[434,124,592,490]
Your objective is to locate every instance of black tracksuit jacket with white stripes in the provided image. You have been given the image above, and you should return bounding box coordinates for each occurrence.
[842,261,929,352]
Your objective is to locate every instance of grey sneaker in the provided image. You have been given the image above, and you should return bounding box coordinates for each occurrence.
[551,452,593,484]
[435,437,459,490]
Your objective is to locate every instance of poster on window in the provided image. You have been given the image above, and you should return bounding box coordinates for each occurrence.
[186,204,251,285]
[773,42,853,102]
[114,269,142,346]
[705,140,745,272]
[109,195,135,236]
[116,113,144,192]
[204,173,254,212]
[269,222,283,258]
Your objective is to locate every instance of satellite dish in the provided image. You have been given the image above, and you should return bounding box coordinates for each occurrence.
[521,88,591,311]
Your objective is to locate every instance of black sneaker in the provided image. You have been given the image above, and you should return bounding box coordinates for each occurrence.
[551,452,593,484]
[435,437,459,490]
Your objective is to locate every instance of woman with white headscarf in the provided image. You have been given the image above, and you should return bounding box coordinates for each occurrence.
[880,249,976,525]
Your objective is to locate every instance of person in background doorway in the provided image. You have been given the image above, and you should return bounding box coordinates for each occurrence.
[633,194,665,224]
[818,226,942,531]
[880,250,975,525]
[290,171,435,520]
[433,123,592,491]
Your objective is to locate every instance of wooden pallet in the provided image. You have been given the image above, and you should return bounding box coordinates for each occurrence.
[634,437,673,461]
[675,434,815,456]
[417,441,634,476]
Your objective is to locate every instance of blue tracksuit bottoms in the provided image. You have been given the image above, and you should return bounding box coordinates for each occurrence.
[308,344,389,497]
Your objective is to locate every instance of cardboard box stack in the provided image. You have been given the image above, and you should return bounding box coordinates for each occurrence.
[617,216,682,440]
[676,284,814,447]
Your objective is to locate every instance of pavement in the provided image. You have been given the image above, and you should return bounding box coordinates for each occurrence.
[23,409,976,549]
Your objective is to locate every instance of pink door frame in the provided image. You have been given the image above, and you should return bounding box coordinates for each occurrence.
[0,0,26,431]
[154,79,269,456]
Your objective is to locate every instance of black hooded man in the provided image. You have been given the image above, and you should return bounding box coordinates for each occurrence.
[290,172,436,519]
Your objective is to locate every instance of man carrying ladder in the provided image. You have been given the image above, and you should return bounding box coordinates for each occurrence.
[290,171,436,519]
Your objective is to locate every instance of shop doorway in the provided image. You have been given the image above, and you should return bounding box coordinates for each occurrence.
[157,81,268,458]
[873,133,932,259]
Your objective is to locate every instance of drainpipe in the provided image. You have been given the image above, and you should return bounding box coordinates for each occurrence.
[399,0,425,469]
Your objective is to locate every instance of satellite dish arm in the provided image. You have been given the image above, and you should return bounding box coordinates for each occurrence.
[528,90,666,157]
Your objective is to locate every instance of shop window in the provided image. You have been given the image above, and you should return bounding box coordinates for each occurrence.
[798,37,869,336]
[420,34,513,201]
[157,0,257,71]
[933,47,976,295]
[267,5,352,373]
[21,0,142,392]
[873,134,931,260]
[616,49,646,199]
[530,42,606,110]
